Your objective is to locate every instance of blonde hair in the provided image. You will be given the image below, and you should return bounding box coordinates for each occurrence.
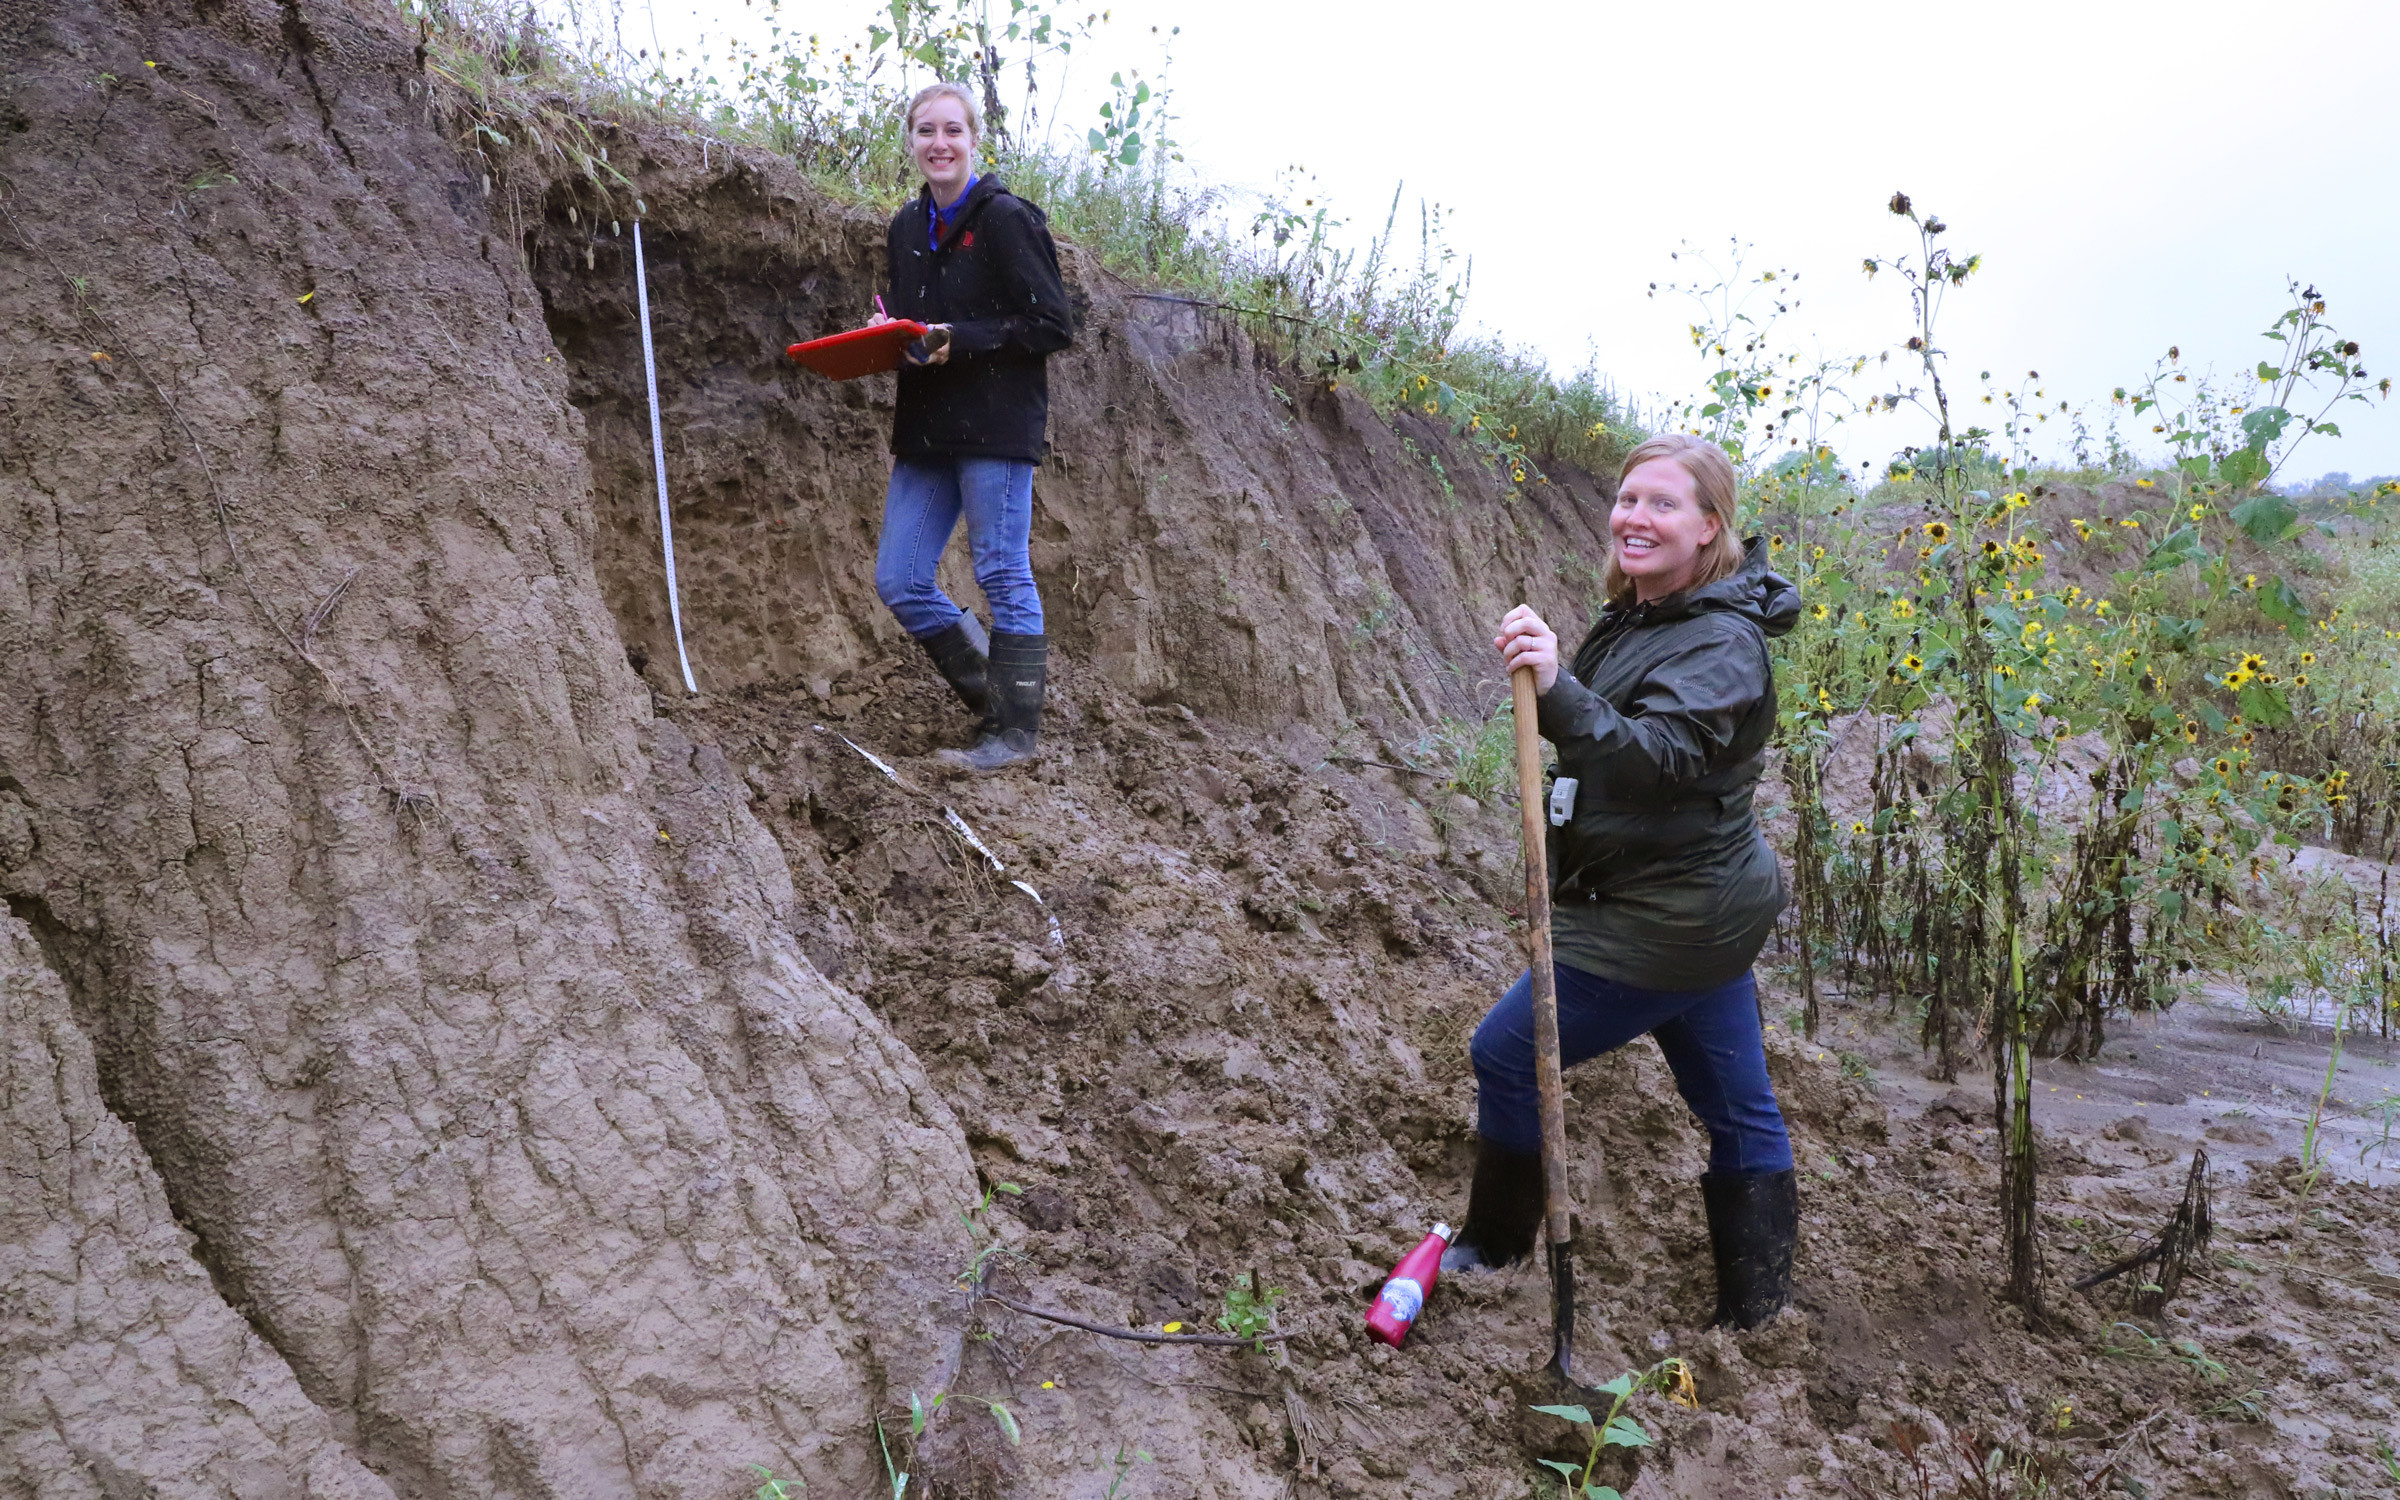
[1600,434,1745,606]
[905,81,982,145]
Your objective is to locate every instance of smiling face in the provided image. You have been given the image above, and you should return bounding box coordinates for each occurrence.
[1611,457,1722,602]
[909,93,977,203]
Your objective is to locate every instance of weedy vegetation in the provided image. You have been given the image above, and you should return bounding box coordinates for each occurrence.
[1527,1357,1698,1498]
[1652,191,2397,1319]
[398,0,1640,488]
[1214,1270,1283,1347]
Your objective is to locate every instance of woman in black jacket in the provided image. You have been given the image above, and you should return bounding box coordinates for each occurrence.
[1444,434,1803,1331]
[870,81,1075,770]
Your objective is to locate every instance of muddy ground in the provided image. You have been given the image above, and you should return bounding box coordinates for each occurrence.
[674,645,2400,1500]
[3,3,2397,1498]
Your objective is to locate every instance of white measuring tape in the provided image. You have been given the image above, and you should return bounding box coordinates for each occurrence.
[632,220,699,695]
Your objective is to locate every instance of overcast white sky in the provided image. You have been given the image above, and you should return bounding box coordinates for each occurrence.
[610,0,2400,480]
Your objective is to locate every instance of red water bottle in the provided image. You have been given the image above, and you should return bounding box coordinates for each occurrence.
[1364,1222,1451,1347]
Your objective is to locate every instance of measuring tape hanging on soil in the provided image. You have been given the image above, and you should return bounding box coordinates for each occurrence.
[633,220,699,695]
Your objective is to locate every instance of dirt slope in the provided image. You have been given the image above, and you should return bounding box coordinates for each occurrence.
[3,4,972,1495]
[2,913,398,1499]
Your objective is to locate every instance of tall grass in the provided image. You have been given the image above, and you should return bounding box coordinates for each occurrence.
[405,0,1640,480]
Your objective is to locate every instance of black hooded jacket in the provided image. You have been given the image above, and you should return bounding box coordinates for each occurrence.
[1535,537,1802,990]
[884,176,1075,462]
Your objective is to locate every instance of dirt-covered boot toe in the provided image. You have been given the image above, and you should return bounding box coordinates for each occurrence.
[941,631,1046,772]
[942,727,1039,771]
[1442,1136,1546,1274]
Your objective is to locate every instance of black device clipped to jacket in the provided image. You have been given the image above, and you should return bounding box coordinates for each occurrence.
[883,175,1075,462]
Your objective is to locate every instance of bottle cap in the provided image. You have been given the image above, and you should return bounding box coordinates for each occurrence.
[1431,1222,1452,1241]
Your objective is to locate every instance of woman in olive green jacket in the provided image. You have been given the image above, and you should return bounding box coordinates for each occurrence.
[1443,434,1802,1332]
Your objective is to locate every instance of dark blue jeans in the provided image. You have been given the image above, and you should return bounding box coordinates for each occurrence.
[875,456,1044,638]
[1471,963,1793,1176]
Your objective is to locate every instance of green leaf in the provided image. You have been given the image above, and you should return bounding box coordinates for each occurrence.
[2143,525,2206,573]
[990,1403,1020,1445]
[2256,360,2279,381]
[1530,1403,1593,1425]
[1597,1375,1635,1399]
[2229,492,2296,542]
[2196,701,2227,734]
[1538,1459,1583,1479]
[2217,447,2269,491]
[909,1391,927,1436]
[1602,1416,1654,1448]
[2239,405,2293,448]
[1118,139,1142,165]
[1588,1489,1625,1500]
[2236,683,2293,727]
[1086,127,1106,151]
[2256,575,2308,635]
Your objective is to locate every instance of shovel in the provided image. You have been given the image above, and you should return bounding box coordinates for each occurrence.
[1510,662,1582,1386]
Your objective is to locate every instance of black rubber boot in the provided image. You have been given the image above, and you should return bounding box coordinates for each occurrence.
[914,614,992,723]
[1701,1168,1798,1329]
[943,631,1045,771]
[1438,1138,1546,1274]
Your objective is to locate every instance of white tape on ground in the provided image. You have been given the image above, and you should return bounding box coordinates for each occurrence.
[817,726,1061,951]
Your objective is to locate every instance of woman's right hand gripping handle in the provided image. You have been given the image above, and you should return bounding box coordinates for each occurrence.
[1495,604,1559,695]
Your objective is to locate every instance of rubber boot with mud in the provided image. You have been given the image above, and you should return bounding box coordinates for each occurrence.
[1438,1137,1546,1274]
[1701,1167,1798,1329]
[914,614,992,729]
[943,631,1045,772]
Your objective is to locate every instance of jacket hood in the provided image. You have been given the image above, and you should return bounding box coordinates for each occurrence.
[916,174,1008,231]
[1642,536,1800,638]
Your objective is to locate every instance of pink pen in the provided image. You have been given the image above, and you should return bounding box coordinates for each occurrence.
[874,294,888,319]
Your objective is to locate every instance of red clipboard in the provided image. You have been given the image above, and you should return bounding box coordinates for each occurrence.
[785,320,930,379]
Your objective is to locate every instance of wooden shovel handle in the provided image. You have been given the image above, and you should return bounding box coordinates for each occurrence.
[1511,665,1574,1251]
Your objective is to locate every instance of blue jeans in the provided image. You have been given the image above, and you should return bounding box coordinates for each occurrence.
[874,457,1044,638]
[1471,963,1793,1176]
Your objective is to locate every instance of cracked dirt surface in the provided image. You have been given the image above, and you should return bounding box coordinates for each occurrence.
[5,4,971,1495]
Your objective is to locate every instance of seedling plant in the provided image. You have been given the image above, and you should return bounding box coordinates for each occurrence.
[1527,1357,1697,1499]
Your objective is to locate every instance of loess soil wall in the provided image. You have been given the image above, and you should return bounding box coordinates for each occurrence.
[3,4,973,1496]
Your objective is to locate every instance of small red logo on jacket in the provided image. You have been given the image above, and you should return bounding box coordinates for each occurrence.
[960,230,975,248]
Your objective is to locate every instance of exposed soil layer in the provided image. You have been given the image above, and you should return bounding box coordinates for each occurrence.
[4,6,972,1496]
[3,4,2396,1500]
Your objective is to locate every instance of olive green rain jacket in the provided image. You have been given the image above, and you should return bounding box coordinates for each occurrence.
[1536,537,1801,990]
